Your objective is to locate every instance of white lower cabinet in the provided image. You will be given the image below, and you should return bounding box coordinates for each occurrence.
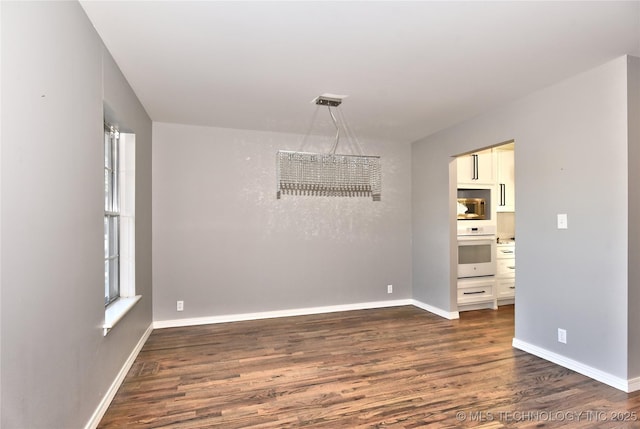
[496,278,516,300]
[497,259,516,276]
[457,276,496,311]
[496,243,515,304]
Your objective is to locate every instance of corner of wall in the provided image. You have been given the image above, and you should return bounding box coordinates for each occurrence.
[627,54,640,379]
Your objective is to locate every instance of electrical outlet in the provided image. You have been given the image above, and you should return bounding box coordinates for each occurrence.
[558,328,567,344]
[177,300,184,312]
[387,284,393,294]
[557,213,568,229]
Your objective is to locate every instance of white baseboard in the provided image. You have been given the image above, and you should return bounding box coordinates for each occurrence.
[153,299,414,329]
[84,323,154,429]
[411,299,459,320]
[628,376,640,392]
[512,338,638,393]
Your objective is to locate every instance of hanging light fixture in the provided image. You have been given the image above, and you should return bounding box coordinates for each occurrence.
[276,94,381,201]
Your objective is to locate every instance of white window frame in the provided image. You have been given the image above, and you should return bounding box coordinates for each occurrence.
[103,124,139,335]
[104,124,120,306]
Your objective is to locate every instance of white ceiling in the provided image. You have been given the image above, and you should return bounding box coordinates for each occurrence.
[80,1,640,145]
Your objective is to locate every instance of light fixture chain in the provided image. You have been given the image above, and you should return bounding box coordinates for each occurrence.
[328,106,340,154]
[296,104,321,153]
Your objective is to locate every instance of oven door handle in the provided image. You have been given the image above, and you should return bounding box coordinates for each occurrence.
[458,235,495,242]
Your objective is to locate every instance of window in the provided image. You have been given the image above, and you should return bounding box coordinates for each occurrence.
[103,120,139,335]
[104,124,120,306]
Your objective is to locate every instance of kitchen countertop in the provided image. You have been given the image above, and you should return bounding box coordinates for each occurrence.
[497,239,515,245]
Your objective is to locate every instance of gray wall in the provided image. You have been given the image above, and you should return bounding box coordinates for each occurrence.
[152,122,412,322]
[628,56,640,379]
[412,55,637,380]
[1,2,152,428]
[411,140,460,312]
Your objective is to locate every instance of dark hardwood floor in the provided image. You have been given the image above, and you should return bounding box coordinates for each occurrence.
[98,306,640,428]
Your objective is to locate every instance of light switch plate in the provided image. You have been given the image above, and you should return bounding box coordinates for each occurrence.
[557,213,568,229]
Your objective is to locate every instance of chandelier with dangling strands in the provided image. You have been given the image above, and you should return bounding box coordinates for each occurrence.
[276,94,381,201]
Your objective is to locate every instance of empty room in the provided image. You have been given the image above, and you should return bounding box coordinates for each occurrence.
[2,1,640,428]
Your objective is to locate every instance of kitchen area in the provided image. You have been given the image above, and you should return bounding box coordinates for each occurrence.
[456,142,515,311]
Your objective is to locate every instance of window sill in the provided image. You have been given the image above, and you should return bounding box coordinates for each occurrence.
[104,295,141,336]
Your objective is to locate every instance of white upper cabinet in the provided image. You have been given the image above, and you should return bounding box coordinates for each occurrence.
[457,148,494,185]
[495,148,515,212]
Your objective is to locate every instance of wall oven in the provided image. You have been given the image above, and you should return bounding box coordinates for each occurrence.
[457,226,496,278]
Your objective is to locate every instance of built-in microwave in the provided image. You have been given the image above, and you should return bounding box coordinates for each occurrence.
[457,197,486,220]
[457,226,496,278]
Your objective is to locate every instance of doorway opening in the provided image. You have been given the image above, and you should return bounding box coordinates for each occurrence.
[452,140,515,314]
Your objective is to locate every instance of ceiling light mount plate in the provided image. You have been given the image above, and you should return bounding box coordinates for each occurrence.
[313,93,348,107]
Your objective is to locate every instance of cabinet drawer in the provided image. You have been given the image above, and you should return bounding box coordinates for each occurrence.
[497,278,515,299]
[496,246,515,258]
[458,279,495,304]
[497,259,516,276]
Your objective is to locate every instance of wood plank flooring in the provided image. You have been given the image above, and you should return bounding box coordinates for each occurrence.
[98,306,640,428]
